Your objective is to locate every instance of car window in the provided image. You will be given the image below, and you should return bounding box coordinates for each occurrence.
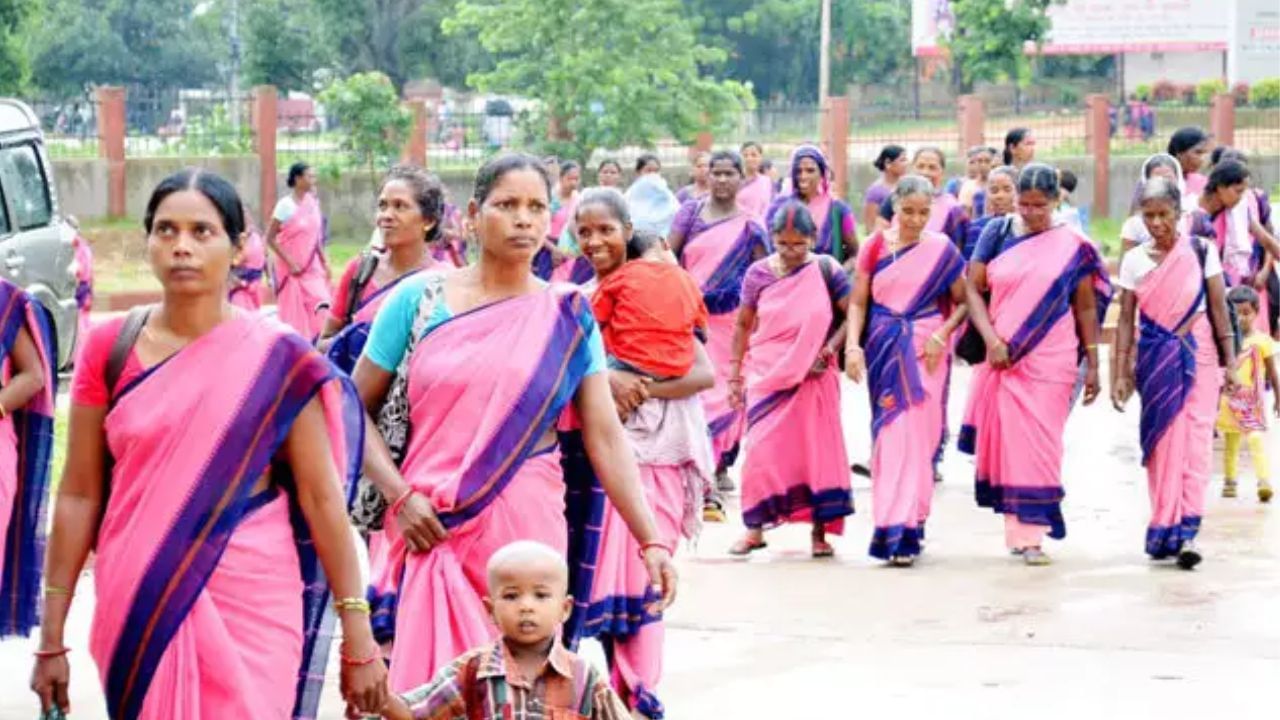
[0,144,53,231]
[0,182,10,235]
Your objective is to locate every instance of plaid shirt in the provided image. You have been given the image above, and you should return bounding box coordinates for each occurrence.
[400,639,631,720]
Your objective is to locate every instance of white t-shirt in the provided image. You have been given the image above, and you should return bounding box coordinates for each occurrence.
[272,195,298,224]
[1117,241,1222,311]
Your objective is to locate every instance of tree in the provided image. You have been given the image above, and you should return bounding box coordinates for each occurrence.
[0,0,35,94]
[29,0,220,98]
[242,0,330,93]
[318,72,412,183]
[444,0,752,161]
[944,0,1064,92]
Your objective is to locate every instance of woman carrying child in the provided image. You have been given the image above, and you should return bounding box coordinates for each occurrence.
[845,177,968,567]
[351,154,677,693]
[576,187,716,718]
[727,200,854,558]
[1112,176,1237,569]
[668,151,770,493]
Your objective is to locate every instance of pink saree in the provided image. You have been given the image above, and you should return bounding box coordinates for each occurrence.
[678,208,768,466]
[376,287,600,692]
[1133,236,1219,558]
[739,257,853,532]
[0,282,57,638]
[737,174,775,225]
[863,232,964,560]
[72,235,94,356]
[230,228,267,311]
[273,193,332,339]
[959,226,1111,546]
[87,315,363,720]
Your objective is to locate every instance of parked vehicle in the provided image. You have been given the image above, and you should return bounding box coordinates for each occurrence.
[0,98,81,369]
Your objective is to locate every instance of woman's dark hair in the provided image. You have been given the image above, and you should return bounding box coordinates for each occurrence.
[382,164,445,242]
[635,153,661,173]
[559,160,581,175]
[1167,126,1209,157]
[144,168,245,246]
[769,199,819,237]
[740,141,763,154]
[1003,128,1030,166]
[1205,159,1250,193]
[1226,284,1261,312]
[1017,163,1060,199]
[625,230,663,260]
[473,153,552,204]
[597,158,622,174]
[709,149,744,176]
[1211,146,1247,166]
[575,187,630,226]
[1058,169,1078,194]
[873,144,906,172]
[759,158,775,173]
[913,146,947,169]
[286,162,310,188]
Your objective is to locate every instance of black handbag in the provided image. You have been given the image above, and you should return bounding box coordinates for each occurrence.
[955,217,1015,364]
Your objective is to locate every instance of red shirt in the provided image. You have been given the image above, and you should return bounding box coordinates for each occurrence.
[592,260,708,378]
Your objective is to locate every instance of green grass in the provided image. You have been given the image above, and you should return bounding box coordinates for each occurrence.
[50,404,68,495]
[326,240,364,272]
[1088,215,1125,260]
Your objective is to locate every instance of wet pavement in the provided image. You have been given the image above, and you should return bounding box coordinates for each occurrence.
[3,359,1278,719]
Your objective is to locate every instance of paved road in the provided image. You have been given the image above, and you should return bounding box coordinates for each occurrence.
[4,360,1278,719]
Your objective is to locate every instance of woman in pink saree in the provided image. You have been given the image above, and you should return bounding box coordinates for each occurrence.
[960,165,1110,565]
[669,151,769,494]
[1111,177,1237,570]
[266,162,332,339]
[766,145,857,271]
[31,169,387,719]
[71,230,95,355]
[845,177,968,567]
[350,154,677,693]
[0,279,56,639]
[228,210,266,311]
[319,166,449,375]
[736,142,774,224]
[1169,127,1211,202]
[726,200,854,558]
[575,189,715,718]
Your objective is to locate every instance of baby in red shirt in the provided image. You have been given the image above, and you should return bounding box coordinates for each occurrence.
[592,231,709,380]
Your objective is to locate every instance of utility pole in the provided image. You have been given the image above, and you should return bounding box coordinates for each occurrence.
[819,0,832,103]
[229,0,242,127]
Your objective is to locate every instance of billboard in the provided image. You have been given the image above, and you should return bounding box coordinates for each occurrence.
[1229,0,1280,84]
[912,0,1229,57]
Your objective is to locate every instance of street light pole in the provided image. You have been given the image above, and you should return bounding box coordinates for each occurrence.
[819,0,831,103]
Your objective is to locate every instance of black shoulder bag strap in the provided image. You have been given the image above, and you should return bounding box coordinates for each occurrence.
[343,251,381,324]
[106,306,151,405]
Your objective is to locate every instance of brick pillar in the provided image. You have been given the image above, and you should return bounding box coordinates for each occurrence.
[822,97,850,200]
[1211,93,1235,148]
[957,95,985,156]
[1085,94,1111,219]
[423,100,440,170]
[402,100,428,166]
[96,86,126,219]
[253,86,278,228]
[692,131,713,161]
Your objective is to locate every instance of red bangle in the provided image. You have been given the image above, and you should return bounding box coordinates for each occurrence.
[637,541,673,560]
[34,647,70,658]
[340,647,381,667]
[388,487,416,519]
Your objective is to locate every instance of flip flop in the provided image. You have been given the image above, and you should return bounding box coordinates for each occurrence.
[811,540,835,558]
[728,537,768,556]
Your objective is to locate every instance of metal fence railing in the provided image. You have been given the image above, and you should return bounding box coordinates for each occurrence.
[123,89,255,158]
[849,102,959,163]
[29,94,100,158]
[1234,106,1280,158]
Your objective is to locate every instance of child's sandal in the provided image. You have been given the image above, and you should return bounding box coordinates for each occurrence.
[1223,480,1238,499]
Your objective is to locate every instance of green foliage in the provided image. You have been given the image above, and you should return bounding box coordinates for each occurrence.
[445,0,753,161]
[1134,83,1152,102]
[317,72,412,180]
[176,104,252,155]
[243,0,331,93]
[0,0,35,94]
[1252,78,1280,108]
[1195,79,1227,106]
[945,0,1063,91]
[29,0,220,97]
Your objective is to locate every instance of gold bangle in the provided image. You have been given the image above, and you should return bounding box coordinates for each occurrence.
[333,597,371,614]
[1086,344,1099,351]
[44,585,72,597]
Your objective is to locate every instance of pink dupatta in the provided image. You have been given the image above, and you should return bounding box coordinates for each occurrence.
[739,258,853,532]
[960,225,1110,539]
[88,316,363,720]
[378,286,600,691]
[273,194,332,338]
